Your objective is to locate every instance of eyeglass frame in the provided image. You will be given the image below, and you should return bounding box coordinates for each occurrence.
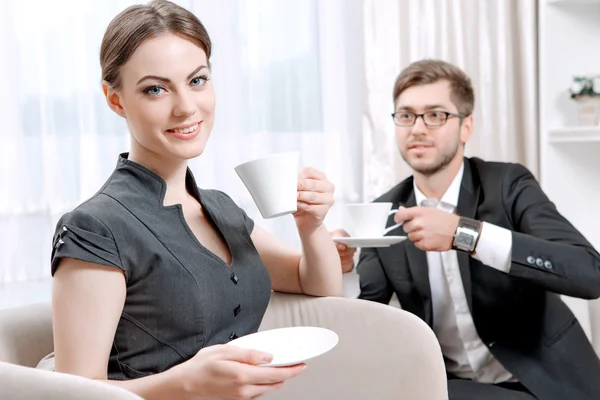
[391,110,467,127]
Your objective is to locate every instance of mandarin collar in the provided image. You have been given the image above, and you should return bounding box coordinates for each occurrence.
[115,152,201,205]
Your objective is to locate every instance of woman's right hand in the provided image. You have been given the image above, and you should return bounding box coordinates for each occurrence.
[169,344,306,400]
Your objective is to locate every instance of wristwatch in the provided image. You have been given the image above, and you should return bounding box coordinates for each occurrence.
[452,217,482,254]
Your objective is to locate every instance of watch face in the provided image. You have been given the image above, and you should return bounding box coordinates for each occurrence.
[458,232,474,246]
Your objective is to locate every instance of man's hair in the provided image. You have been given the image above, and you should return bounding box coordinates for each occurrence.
[393,59,475,116]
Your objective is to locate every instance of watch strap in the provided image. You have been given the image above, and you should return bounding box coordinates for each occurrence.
[458,216,481,232]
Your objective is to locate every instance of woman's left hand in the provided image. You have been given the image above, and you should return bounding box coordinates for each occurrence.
[294,167,335,233]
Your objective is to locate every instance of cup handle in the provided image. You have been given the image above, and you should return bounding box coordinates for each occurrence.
[383,209,402,235]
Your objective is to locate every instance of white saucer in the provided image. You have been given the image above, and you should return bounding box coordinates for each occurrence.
[228,326,339,367]
[333,236,408,248]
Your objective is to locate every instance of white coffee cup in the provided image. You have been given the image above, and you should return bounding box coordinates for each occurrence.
[345,202,403,237]
[234,151,299,219]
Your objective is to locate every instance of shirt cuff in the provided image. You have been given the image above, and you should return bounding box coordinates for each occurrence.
[342,270,361,298]
[473,222,512,273]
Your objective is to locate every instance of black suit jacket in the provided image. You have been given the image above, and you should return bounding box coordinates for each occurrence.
[357,157,600,399]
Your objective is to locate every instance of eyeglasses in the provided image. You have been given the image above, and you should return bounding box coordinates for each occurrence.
[391,111,466,127]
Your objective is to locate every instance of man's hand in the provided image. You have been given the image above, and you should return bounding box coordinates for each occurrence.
[330,229,356,273]
[394,206,460,252]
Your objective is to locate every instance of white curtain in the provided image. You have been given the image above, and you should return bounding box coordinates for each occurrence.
[362,0,539,202]
[0,0,363,295]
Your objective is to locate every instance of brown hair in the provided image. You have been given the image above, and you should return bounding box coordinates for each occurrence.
[392,59,475,116]
[100,0,212,90]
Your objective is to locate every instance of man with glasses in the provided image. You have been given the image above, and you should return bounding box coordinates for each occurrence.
[334,59,600,399]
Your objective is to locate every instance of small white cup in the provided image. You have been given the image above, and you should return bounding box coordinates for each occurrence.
[345,202,403,238]
[234,152,299,219]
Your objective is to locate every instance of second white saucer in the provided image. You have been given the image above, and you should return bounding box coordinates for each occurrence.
[333,236,407,248]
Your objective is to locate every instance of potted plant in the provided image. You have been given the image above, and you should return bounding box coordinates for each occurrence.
[570,75,600,126]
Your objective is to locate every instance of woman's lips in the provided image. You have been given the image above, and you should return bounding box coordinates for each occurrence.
[166,122,200,140]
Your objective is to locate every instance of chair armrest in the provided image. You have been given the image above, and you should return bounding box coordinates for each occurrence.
[0,362,143,400]
[0,303,53,366]
[259,292,448,400]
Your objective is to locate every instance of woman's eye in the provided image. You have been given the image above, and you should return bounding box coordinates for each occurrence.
[144,86,165,96]
[190,76,208,87]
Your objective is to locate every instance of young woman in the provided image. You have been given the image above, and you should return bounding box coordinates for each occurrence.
[50,1,342,399]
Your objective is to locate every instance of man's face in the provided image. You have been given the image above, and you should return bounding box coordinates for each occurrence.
[394,80,472,176]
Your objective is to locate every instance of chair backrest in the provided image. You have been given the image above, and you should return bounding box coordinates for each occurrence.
[0,302,53,367]
[0,361,143,400]
[259,292,448,400]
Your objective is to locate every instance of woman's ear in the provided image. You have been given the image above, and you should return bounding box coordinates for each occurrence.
[101,81,126,118]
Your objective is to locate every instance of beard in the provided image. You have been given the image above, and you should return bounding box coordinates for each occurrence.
[401,138,460,177]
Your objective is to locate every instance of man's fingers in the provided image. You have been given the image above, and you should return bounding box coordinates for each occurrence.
[394,206,414,224]
[338,247,356,256]
[341,256,355,265]
[336,243,347,251]
[408,231,423,242]
[342,264,354,274]
[402,220,415,233]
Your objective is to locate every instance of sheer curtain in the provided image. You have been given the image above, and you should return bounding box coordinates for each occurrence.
[0,0,363,304]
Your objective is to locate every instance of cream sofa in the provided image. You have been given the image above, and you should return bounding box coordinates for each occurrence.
[0,292,448,400]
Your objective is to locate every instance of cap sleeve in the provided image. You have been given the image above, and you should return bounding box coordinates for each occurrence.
[51,209,124,277]
[239,205,254,235]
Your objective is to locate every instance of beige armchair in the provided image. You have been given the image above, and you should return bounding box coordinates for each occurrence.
[259,292,447,399]
[0,293,448,400]
[0,302,53,367]
[0,302,143,400]
[0,362,144,400]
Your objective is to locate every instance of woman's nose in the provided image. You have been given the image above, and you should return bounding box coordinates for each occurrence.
[172,93,197,118]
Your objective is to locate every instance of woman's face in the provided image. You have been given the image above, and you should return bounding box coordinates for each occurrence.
[104,33,215,161]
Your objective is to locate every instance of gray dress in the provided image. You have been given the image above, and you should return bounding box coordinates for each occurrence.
[51,153,272,380]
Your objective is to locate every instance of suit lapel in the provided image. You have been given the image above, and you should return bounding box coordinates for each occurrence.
[403,191,433,326]
[455,159,481,313]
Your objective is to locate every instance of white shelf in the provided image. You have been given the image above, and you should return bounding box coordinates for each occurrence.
[548,126,600,143]
[549,0,600,5]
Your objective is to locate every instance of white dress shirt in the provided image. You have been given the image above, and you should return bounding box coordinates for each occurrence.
[413,162,514,383]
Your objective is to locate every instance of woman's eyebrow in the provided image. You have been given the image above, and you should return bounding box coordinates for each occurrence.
[136,65,209,85]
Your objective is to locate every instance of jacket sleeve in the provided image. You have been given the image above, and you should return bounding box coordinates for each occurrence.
[357,247,395,304]
[504,163,600,299]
